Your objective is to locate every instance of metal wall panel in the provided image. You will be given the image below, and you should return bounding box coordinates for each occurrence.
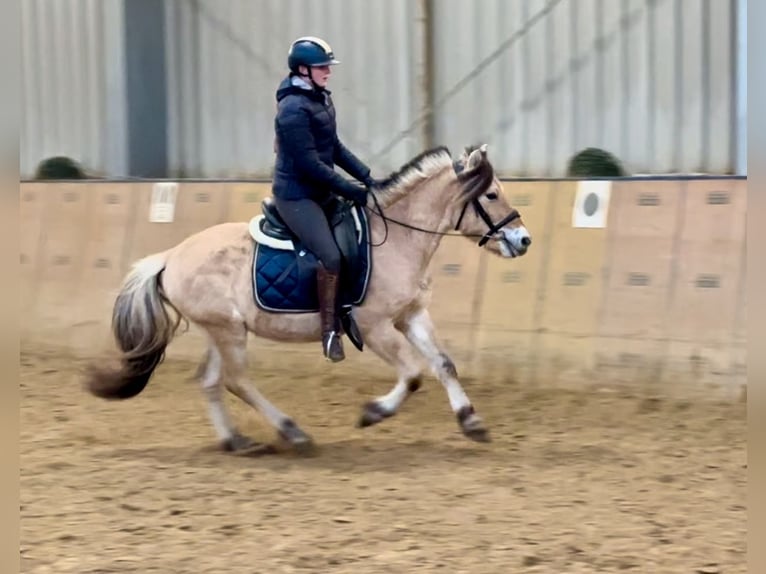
[164,0,426,178]
[431,0,737,176]
[20,0,741,178]
[20,0,127,179]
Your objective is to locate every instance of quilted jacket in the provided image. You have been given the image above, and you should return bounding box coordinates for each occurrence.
[272,75,371,203]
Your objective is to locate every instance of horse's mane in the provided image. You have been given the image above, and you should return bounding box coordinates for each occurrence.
[376,146,454,192]
[371,144,493,207]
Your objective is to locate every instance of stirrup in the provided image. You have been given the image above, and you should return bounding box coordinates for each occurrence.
[322,330,345,362]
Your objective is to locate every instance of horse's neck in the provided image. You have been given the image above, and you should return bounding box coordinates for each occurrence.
[373,173,460,271]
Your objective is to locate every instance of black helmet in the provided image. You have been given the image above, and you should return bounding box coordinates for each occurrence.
[287,36,340,73]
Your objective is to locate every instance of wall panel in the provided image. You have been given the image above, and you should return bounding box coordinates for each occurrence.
[71,183,138,354]
[426,239,484,367]
[591,180,682,385]
[471,181,554,381]
[20,184,48,321]
[662,179,746,388]
[126,182,228,265]
[33,184,92,348]
[531,181,609,386]
[222,182,272,223]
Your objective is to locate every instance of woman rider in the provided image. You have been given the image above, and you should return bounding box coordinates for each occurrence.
[271,36,378,363]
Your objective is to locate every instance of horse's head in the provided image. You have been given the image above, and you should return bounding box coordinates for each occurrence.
[453,144,531,258]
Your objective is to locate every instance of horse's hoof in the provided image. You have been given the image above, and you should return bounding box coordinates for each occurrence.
[357,401,393,428]
[278,419,316,455]
[463,425,491,443]
[457,406,491,443]
[283,433,316,456]
[289,435,317,456]
[222,433,260,453]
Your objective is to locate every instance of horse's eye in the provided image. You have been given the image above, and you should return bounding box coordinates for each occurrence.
[486,192,498,201]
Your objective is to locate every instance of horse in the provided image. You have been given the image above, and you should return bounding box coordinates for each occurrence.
[85,144,532,454]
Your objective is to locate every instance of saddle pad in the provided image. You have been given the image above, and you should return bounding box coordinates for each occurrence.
[251,207,373,313]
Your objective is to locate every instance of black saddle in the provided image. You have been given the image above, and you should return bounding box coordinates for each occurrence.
[260,197,363,277]
[260,199,294,241]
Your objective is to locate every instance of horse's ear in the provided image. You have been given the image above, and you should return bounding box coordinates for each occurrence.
[466,144,488,169]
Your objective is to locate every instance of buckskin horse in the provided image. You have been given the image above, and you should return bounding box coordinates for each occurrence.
[85,144,532,453]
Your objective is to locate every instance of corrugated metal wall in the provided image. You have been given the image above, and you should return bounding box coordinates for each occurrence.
[431,0,736,176]
[164,0,426,178]
[20,0,127,178]
[20,0,741,179]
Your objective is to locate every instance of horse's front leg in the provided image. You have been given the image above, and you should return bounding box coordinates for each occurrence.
[399,308,490,442]
[356,320,425,428]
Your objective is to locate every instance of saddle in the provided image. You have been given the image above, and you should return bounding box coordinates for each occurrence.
[261,197,362,271]
[248,196,372,351]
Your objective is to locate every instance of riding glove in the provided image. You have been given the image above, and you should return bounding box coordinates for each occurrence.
[347,184,369,206]
[363,175,384,189]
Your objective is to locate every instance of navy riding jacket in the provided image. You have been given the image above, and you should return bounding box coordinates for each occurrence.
[272,75,371,203]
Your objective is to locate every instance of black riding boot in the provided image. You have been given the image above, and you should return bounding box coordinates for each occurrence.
[317,263,345,362]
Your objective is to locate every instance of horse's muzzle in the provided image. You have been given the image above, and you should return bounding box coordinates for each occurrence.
[500,226,531,257]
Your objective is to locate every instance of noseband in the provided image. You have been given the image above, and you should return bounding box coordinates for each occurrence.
[454,198,521,246]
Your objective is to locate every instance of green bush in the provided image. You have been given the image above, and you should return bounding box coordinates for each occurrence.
[566,147,627,178]
[34,156,87,180]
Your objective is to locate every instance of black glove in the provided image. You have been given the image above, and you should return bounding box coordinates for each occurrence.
[336,180,369,206]
[349,184,369,206]
[364,175,387,189]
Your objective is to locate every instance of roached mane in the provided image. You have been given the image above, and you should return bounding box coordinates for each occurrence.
[374,146,453,191]
[368,144,494,207]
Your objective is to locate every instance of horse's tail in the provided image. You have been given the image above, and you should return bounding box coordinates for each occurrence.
[86,250,184,400]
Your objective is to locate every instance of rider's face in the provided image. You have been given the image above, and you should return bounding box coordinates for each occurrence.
[308,65,331,88]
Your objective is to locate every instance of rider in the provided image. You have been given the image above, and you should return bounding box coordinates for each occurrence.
[272,36,377,363]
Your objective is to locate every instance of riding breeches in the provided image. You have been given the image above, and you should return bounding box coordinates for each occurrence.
[271,196,342,274]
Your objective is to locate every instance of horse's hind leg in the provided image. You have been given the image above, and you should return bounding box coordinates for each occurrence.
[206,322,315,453]
[197,336,257,452]
[356,320,425,428]
[399,308,489,442]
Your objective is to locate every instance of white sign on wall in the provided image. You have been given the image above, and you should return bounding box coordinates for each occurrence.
[572,180,611,228]
[149,182,179,223]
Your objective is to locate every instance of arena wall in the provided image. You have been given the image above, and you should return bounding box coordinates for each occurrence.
[19,177,746,397]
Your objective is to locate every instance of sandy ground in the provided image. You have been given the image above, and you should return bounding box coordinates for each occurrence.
[20,349,746,574]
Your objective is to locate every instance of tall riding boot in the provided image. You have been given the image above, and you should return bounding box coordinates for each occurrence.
[317,263,345,362]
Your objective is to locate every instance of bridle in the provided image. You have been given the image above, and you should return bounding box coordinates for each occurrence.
[365,159,521,248]
[454,196,521,247]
